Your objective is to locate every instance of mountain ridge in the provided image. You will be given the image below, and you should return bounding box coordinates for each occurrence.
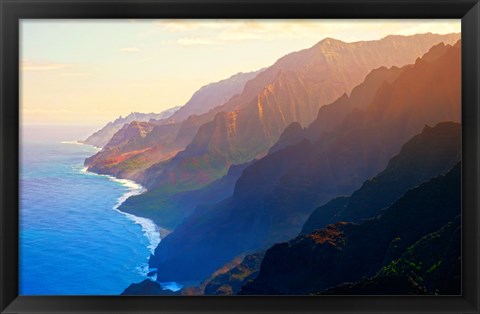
[81,109,179,148]
[84,70,261,180]
[302,121,461,234]
[147,39,461,282]
[240,163,460,294]
[140,33,460,192]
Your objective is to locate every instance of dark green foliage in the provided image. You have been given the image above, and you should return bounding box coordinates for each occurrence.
[377,216,461,294]
[323,216,461,295]
[320,275,427,295]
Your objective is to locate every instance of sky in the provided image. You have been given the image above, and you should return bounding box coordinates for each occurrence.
[21,19,460,128]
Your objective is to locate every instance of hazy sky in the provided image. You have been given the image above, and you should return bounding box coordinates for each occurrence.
[21,19,460,127]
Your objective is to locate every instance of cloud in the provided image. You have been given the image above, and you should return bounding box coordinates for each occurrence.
[218,27,262,41]
[22,108,73,114]
[158,20,225,32]
[149,19,461,46]
[22,60,73,71]
[160,39,175,46]
[120,47,140,52]
[395,20,460,36]
[60,72,91,77]
[169,21,320,45]
[177,37,215,46]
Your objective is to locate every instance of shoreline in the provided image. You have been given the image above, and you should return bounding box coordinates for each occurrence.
[72,140,180,289]
[79,166,162,255]
[65,140,163,255]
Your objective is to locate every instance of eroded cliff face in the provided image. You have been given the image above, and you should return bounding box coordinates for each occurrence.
[85,33,460,190]
[84,121,181,182]
[83,70,262,182]
[166,70,261,123]
[139,34,461,191]
[148,40,461,283]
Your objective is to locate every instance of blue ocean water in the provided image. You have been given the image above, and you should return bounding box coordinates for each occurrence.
[19,137,161,295]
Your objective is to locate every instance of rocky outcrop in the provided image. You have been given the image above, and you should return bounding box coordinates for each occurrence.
[204,252,265,295]
[122,280,179,295]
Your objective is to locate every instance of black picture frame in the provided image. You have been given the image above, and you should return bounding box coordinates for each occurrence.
[1,0,479,313]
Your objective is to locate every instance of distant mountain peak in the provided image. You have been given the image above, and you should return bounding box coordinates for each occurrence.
[81,108,180,148]
[319,37,346,45]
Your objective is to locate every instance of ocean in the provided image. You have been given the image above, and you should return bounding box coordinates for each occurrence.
[19,128,162,295]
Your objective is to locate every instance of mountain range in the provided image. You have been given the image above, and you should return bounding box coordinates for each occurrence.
[145,39,461,283]
[206,121,461,295]
[103,33,461,231]
[79,32,462,295]
[121,121,461,295]
[137,33,460,190]
[302,121,461,234]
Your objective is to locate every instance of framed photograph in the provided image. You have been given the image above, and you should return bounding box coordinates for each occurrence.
[1,0,479,313]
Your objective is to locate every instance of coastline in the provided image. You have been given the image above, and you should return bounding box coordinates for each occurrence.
[76,141,183,291]
[21,139,166,294]
[79,166,162,255]
[68,140,163,254]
